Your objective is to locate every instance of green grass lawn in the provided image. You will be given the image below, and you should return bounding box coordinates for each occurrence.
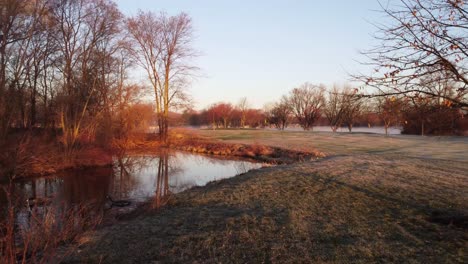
[66,130,468,263]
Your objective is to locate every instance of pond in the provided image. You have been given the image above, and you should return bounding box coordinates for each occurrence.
[0,151,264,223]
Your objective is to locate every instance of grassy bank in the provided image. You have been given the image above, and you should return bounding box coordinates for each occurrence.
[168,130,325,164]
[64,130,467,263]
[65,154,467,263]
[195,129,468,162]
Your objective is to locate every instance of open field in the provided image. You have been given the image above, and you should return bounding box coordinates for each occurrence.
[64,130,468,263]
[195,129,468,162]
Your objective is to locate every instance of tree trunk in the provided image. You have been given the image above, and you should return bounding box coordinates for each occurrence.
[0,39,7,141]
[421,120,425,136]
[30,74,38,128]
[42,59,49,129]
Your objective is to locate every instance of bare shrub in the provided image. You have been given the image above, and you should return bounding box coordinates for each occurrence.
[0,133,34,181]
[0,187,102,263]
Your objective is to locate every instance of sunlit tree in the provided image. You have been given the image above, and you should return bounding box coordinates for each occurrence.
[127,11,196,142]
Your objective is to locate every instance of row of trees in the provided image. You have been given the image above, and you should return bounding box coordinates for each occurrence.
[375,94,466,136]
[184,84,359,131]
[195,98,265,129]
[183,82,466,135]
[264,83,396,134]
[0,0,194,155]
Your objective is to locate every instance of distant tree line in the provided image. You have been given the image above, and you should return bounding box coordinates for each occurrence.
[182,98,265,129]
[182,83,467,136]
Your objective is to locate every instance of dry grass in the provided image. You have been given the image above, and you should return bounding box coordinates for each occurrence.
[65,153,467,263]
[111,133,162,154]
[9,128,459,263]
[168,130,325,164]
[195,129,468,162]
[0,133,114,181]
[0,188,103,263]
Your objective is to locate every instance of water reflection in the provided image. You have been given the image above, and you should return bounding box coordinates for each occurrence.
[153,150,170,208]
[1,151,263,221]
[110,151,262,204]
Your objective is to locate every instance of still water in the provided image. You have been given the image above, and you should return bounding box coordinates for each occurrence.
[0,151,263,220]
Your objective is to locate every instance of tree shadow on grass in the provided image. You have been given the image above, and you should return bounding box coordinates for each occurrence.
[65,202,290,263]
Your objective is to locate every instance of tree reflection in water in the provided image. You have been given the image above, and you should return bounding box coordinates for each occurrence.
[113,150,182,209]
[113,154,152,201]
[1,151,263,224]
[114,150,259,209]
[153,150,170,209]
[154,150,191,208]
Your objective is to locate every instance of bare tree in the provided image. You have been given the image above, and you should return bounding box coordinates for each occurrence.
[0,0,36,139]
[353,0,467,109]
[21,0,56,128]
[206,102,233,129]
[403,73,458,135]
[376,95,404,136]
[288,82,325,130]
[237,97,249,128]
[407,96,433,135]
[341,86,362,132]
[324,85,346,132]
[266,97,292,130]
[324,85,363,132]
[51,0,123,155]
[127,11,196,142]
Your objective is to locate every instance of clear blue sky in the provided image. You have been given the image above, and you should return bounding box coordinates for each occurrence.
[115,0,383,110]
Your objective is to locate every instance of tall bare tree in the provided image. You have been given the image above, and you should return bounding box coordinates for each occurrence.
[51,0,123,155]
[0,0,35,139]
[127,11,196,142]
